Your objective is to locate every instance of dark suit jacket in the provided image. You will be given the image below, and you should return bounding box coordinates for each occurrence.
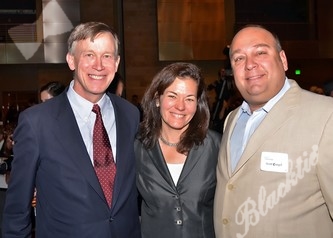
[2,91,141,238]
[135,130,221,238]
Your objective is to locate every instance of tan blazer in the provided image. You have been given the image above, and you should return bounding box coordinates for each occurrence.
[214,79,333,238]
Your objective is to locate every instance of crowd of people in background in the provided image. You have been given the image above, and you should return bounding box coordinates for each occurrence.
[1,21,333,238]
[308,81,333,97]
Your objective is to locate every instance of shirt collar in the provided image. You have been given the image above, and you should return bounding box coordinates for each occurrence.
[67,80,108,119]
[240,77,291,115]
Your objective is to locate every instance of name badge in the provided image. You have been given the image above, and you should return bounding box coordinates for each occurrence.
[260,152,288,173]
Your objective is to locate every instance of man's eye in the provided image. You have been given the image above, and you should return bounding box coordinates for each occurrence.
[234,57,243,62]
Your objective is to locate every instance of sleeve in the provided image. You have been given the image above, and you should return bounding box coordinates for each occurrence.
[2,111,39,237]
[316,111,333,218]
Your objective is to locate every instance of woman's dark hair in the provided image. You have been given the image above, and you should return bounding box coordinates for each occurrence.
[138,62,210,154]
[40,81,65,97]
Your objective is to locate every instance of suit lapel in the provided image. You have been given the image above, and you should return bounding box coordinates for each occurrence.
[144,140,206,188]
[147,143,176,188]
[51,93,105,203]
[178,144,205,184]
[109,97,124,208]
[223,109,239,177]
[108,94,139,210]
[231,80,301,175]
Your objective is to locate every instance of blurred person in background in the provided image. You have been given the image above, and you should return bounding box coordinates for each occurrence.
[39,81,66,102]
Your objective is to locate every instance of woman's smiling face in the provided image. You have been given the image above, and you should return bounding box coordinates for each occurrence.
[157,77,198,132]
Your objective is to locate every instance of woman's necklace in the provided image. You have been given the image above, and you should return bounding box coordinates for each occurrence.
[159,135,179,147]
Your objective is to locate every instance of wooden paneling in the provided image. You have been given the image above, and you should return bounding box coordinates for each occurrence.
[157,0,228,60]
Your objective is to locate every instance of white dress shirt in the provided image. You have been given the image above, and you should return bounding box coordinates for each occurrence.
[66,80,117,164]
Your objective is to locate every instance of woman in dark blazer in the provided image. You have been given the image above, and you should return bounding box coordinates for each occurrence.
[135,62,221,238]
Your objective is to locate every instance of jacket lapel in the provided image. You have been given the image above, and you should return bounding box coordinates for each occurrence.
[107,94,139,210]
[178,144,205,184]
[147,143,176,188]
[108,97,125,208]
[231,80,301,175]
[51,93,105,202]
[223,109,239,177]
[144,140,206,188]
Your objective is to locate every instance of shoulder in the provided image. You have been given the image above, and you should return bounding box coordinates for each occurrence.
[300,88,333,112]
[107,93,140,126]
[108,93,139,113]
[207,129,222,140]
[205,129,222,148]
[287,79,333,113]
[134,138,144,152]
[108,93,139,117]
[20,91,69,118]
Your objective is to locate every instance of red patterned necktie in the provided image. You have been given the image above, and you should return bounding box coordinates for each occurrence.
[92,104,116,207]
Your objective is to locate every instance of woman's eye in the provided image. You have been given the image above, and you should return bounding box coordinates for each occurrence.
[186,98,195,102]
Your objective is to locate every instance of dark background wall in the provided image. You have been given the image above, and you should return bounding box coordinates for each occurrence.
[0,0,332,122]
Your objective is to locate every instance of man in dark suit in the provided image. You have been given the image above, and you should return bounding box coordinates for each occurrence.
[2,22,141,238]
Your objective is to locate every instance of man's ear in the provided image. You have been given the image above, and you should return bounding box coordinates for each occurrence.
[280,50,288,71]
[115,55,120,71]
[66,53,75,71]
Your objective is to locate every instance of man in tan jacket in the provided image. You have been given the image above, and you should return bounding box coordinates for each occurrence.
[214,25,333,238]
